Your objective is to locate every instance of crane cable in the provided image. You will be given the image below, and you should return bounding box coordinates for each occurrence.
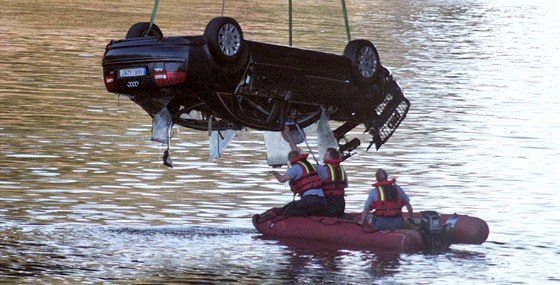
[341,0,352,42]
[289,0,352,46]
[144,0,160,37]
[144,0,351,43]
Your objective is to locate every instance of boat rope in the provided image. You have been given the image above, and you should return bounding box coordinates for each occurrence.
[143,0,160,37]
[309,216,358,226]
[295,123,318,164]
[360,223,377,233]
[253,209,291,224]
[254,209,395,235]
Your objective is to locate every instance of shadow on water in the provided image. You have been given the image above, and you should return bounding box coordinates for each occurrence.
[0,223,494,284]
[258,235,405,279]
[255,235,492,283]
[0,224,268,284]
[108,225,257,237]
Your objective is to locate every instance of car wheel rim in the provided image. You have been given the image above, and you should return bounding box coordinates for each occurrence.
[218,23,241,56]
[357,46,377,79]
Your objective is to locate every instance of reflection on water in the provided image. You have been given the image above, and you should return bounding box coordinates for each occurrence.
[1,0,559,284]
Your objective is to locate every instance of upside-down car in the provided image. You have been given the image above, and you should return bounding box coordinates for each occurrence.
[102,17,409,158]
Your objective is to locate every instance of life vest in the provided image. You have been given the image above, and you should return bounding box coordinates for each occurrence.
[321,159,347,197]
[288,154,322,196]
[370,179,405,217]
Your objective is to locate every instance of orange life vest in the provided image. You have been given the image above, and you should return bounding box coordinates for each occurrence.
[288,154,322,196]
[370,179,405,217]
[321,159,347,197]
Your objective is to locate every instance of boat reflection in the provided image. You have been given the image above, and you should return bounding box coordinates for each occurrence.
[257,235,404,280]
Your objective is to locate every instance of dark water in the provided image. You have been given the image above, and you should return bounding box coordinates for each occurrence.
[1,0,559,284]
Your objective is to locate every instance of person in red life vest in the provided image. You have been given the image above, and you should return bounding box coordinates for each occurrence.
[359,169,414,230]
[272,150,327,216]
[316,147,348,217]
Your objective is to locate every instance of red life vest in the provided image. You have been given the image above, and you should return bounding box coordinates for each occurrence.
[288,154,322,196]
[321,159,347,197]
[370,179,405,217]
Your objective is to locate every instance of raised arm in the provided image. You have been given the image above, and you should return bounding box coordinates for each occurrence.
[283,125,299,152]
[272,171,292,183]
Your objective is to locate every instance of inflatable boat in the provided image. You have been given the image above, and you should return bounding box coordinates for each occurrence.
[252,208,489,251]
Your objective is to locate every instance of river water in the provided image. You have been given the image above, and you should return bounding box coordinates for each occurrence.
[1,0,559,284]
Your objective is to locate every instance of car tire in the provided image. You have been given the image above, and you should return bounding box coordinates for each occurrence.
[343,40,380,85]
[204,17,244,64]
[125,22,163,39]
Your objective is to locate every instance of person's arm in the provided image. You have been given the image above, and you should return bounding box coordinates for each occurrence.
[316,164,328,181]
[272,171,291,183]
[273,165,298,183]
[359,208,370,225]
[283,126,298,151]
[359,190,375,225]
[405,202,414,219]
[397,185,414,220]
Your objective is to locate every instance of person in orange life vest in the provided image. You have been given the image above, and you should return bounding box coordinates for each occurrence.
[272,150,327,216]
[315,147,348,217]
[359,169,413,230]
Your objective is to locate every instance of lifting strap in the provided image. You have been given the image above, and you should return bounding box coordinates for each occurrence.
[341,0,351,42]
[144,0,160,37]
[289,0,293,46]
[289,0,352,46]
[145,1,351,43]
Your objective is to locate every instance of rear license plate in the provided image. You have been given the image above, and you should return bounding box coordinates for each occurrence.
[119,67,147,78]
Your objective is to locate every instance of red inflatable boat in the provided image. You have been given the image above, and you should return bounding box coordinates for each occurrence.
[252,208,489,251]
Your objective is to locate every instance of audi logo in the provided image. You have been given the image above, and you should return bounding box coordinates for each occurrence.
[127,81,140,88]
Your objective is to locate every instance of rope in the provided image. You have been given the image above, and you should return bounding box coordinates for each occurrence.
[309,216,358,226]
[144,0,160,37]
[221,0,225,16]
[295,123,318,164]
[255,208,383,235]
[253,208,291,224]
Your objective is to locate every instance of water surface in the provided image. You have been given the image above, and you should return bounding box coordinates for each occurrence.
[0,0,559,284]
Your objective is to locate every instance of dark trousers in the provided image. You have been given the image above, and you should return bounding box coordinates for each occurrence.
[324,196,345,218]
[372,216,405,230]
[282,195,327,217]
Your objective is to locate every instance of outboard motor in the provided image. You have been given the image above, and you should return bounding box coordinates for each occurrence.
[419,211,451,251]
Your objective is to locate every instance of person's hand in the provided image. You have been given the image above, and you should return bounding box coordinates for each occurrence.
[407,217,416,225]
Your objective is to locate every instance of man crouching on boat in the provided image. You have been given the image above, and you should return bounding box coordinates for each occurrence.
[272,150,327,216]
[359,169,414,230]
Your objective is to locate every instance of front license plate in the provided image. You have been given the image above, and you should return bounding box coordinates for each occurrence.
[119,67,147,78]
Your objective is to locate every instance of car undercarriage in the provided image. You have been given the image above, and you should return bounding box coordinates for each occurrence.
[102,17,410,166]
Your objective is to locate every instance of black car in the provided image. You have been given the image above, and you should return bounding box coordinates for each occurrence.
[102,17,409,153]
